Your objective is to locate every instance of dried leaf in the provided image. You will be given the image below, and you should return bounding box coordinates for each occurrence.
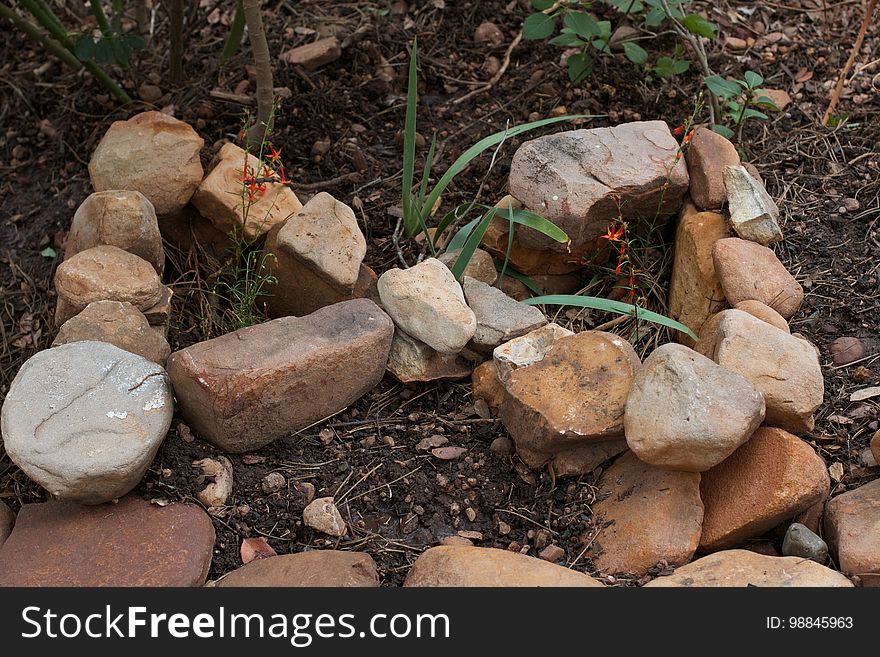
[850,387,880,402]
[431,446,466,460]
[240,537,277,564]
[794,67,813,82]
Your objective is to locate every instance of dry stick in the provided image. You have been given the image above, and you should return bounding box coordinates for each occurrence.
[822,0,878,126]
[452,31,523,106]
[242,0,274,148]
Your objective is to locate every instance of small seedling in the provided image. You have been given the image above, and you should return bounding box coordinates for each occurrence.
[704,70,778,142]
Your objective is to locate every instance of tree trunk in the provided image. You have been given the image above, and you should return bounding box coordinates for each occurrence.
[242,0,274,148]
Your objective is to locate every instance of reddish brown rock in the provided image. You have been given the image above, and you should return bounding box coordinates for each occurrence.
[403,546,604,587]
[685,127,740,210]
[500,331,640,464]
[438,248,498,285]
[590,452,703,575]
[712,237,804,318]
[88,111,204,217]
[216,551,379,587]
[700,427,830,551]
[0,501,13,547]
[0,497,214,586]
[472,361,504,410]
[824,478,880,586]
[167,299,393,452]
[387,329,472,384]
[828,336,866,367]
[667,202,731,346]
[547,440,629,477]
[279,36,342,70]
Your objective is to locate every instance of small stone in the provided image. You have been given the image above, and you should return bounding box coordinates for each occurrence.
[782,523,828,563]
[465,507,477,522]
[66,190,164,275]
[377,258,476,354]
[474,21,504,46]
[240,537,277,564]
[713,309,823,434]
[303,497,346,537]
[539,544,565,563]
[416,435,448,451]
[89,111,204,217]
[546,440,628,477]
[871,430,880,466]
[279,36,342,70]
[472,361,505,410]
[828,336,866,366]
[192,142,303,241]
[824,478,880,586]
[167,299,393,452]
[294,481,316,505]
[712,237,803,318]
[645,549,853,587]
[432,446,467,460]
[438,248,497,285]
[219,551,379,587]
[386,329,472,384]
[463,276,547,352]
[624,343,765,472]
[0,497,214,586]
[490,436,514,455]
[53,300,171,366]
[699,427,830,551]
[590,452,703,576]
[137,83,163,103]
[0,502,14,547]
[493,322,573,384]
[54,245,163,327]
[403,546,604,587]
[440,536,474,547]
[685,127,740,210]
[732,300,790,332]
[1,342,172,504]
[724,36,748,50]
[194,456,234,508]
[457,530,483,541]
[724,165,783,245]
[500,332,639,465]
[261,472,286,494]
[141,285,173,328]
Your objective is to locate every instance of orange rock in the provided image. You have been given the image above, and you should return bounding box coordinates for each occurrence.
[218,551,379,587]
[472,361,504,410]
[685,127,740,210]
[824,478,880,586]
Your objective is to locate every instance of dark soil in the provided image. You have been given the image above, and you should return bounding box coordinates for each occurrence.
[1,0,878,586]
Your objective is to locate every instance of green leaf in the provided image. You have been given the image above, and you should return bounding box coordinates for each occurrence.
[743,70,764,89]
[40,246,57,258]
[712,124,735,139]
[549,31,584,47]
[450,209,497,280]
[523,13,555,40]
[567,52,593,82]
[94,38,114,65]
[606,0,644,13]
[564,11,600,39]
[653,56,689,78]
[704,75,741,99]
[754,95,780,110]
[623,42,648,65]
[682,13,716,39]
[402,39,419,236]
[645,7,665,26]
[221,0,246,60]
[743,107,769,121]
[502,208,568,242]
[123,33,146,50]
[434,202,478,248]
[74,34,96,62]
[522,294,699,341]
[592,38,611,54]
[597,21,612,40]
[445,216,482,253]
[531,0,555,9]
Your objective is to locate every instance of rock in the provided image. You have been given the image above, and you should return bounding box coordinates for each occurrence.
[508,121,688,256]
[1,341,173,504]
[0,497,214,586]
[437,248,497,284]
[782,522,829,563]
[462,276,547,352]
[624,343,765,472]
[192,142,303,241]
[591,452,703,576]
[270,192,366,292]
[645,549,853,587]
[158,204,234,257]
[194,456,234,508]
[733,300,789,332]
[0,501,13,547]
[53,300,171,366]
[142,285,173,328]
[303,497,346,537]
[490,436,514,455]
[377,258,476,354]
[872,430,880,466]
[824,478,880,586]
[756,87,792,111]
[493,322,573,384]
[724,165,783,245]
[138,83,163,103]
[240,537,277,564]
[261,472,286,494]
[699,427,830,551]
[403,546,604,587]
[693,310,724,358]
[279,36,342,70]
[530,271,587,296]
[89,111,204,217]
[712,237,803,318]
[685,127,740,210]
[474,21,504,46]
[796,500,826,535]
[539,544,565,563]
[432,446,467,460]
[472,361,505,410]
[218,551,379,587]
[66,190,165,275]
[497,274,531,301]
[500,331,640,464]
[667,202,731,346]
[829,336,866,366]
[547,440,628,477]
[167,299,393,452]
[387,329,472,384]
[54,245,164,327]
[713,310,823,434]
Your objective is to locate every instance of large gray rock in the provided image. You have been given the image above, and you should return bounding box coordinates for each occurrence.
[624,343,765,472]
[724,165,783,245]
[1,341,173,504]
[377,258,476,354]
[462,276,547,352]
[508,121,688,256]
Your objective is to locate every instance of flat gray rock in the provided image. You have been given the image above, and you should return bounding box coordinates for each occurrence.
[462,276,547,352]
[0,341,172,504]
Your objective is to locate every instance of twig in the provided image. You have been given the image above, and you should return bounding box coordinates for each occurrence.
[452,31,523,106]
[289,171,363,192]
[391,215,409,269]
[822,0,877,126]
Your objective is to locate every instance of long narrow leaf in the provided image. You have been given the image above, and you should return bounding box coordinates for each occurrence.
[450,209,497,280]
[221,0,246,60]
[522,294,698,341]
[497,199,516,284]
[417,131,437,206]
[445,215,482,253]
[503,208,568,242]
[433,202,478,248]
[402,39,419,235]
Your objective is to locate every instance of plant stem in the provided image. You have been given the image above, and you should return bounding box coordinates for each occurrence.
[88,0,111,36]
[0,2,82,70]
[822,0,877,125]
[242,0,274,148]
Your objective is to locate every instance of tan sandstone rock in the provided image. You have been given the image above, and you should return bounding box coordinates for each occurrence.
[684,127,740,210]
[216,551,379,587]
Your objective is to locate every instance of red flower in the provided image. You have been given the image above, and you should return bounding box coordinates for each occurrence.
[267,144,282,162]
[682,129,695,145]
[673,125,684,135]
[601,224,625,242]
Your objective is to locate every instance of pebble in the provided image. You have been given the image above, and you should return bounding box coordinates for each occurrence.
[782,523,828,563]
[828,336,866,366]
[303,497,346,537]
[194,456,234,508]
[261,472,286,494]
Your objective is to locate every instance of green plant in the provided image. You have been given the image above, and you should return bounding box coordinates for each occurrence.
[73,0,145,67]
[704,70,778,142]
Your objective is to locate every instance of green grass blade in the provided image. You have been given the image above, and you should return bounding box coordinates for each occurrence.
[522,294,698,341]
[402,39,419,235]
[434,202,477,248]
[497,200,515,284]
[418,131,437,206]
[450,209,497,280]
[221,0,245,60]
[445,215,482,253]
[504,208,568,242]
